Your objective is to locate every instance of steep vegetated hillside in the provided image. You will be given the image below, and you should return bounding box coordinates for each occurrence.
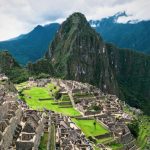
[106,44,150,113]
[28,13,150,115]
[0,51,29,83]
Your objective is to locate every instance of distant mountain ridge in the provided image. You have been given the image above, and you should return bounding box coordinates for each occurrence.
[89,12,150,54]
[0,23,59,65]
[0,12,150,65]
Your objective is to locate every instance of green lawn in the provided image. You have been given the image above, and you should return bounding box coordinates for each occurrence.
[72,119,109,137]
[39,132,48,150]
[109,143,124,150]
[97,137,115,144]
[21,85,80,116]
[49,124,56,150]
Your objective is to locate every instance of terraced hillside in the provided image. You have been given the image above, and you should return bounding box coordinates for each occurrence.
[19,83,80,116]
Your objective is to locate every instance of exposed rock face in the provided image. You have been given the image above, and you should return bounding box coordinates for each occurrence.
[48,13,119,94]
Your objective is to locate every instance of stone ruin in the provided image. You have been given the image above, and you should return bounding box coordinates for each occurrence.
[57,79,137,150]
[0,76,139,150]
[55,114,92,150]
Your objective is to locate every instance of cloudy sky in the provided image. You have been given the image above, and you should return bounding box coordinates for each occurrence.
[0,0,149,41]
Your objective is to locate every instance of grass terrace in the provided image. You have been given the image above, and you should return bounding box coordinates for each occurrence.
[39,132,48,150]
[72,118,109,138]
[19,83,80,116]
[15,81,28,91]
[109,142,124,150]
[49,124,56,150]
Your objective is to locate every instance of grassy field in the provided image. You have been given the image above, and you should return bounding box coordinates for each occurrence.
[72,119,109,137]
[20,84,80,116]
[49,124,56,150]
[39,132,48,150]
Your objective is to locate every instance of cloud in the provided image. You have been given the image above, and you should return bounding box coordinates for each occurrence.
[0,0,149,41]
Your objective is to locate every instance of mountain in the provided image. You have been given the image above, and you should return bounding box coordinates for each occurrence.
[89,12,150,54]
[0,51,29,83]
[0,23,59,65]
[0,12,150,65]
[28,12,150,115]
[46,12,119,94]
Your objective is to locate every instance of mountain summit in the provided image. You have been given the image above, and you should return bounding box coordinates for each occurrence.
[47,12,118,94]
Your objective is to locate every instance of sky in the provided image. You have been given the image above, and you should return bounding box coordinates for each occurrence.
[0,0,150,41]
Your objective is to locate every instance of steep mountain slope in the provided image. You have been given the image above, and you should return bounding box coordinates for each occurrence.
[106,44,150,113]
[0,51,29,83]
[0,23,59,65]
[46,13,119,94]
[89,12,150,54]
[28,12,150,114]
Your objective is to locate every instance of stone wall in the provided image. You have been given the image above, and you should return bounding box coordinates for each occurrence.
[16,141,34,150]
[94,133,112,139]
[0,102,9,121]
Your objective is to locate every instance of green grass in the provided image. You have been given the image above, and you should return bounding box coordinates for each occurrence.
[21,85,80,116]
[39,132,48,150]
[49,124,56,150]
[109,143,124,150]
[15,81,28,91]
[73,92,94,97]
[61,94,70,101]
[97,137,114,144]
[94,146,100,150]
[72,119,109,137]
[137,116,150,149]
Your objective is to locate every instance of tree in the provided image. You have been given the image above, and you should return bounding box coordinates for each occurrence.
[93,121,96,129]
[128,119,139,138]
